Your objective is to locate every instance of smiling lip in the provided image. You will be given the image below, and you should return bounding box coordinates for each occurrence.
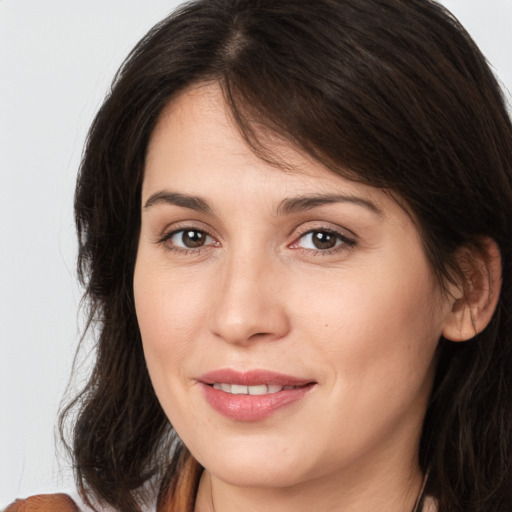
[198,369,316,421]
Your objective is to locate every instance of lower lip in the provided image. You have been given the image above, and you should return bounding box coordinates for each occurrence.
[201,383,314,421]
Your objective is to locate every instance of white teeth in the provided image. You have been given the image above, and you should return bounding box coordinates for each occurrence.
[212,383,296,395]
[248,384,268,396]
[231,384,248,394]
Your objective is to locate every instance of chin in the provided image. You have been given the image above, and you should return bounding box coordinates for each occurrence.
[208,461,309,489]
[189,437,314,488]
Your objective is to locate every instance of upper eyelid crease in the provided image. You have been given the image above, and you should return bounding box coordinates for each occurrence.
[159,226,215,242]
[294,222,357,238]
[294,229,356,245]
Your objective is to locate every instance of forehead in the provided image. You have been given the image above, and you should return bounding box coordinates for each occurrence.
[147,85,367,192]
[143,83,413,226]
[145,83,324,182]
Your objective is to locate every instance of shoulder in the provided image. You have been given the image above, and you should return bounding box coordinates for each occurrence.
[4,493,152,512]
[5,494,80,512]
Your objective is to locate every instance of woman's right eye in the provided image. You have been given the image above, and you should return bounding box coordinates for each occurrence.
[162,228,217,250]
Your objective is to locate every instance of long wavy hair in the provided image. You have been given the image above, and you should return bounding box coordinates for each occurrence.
[60,0,512,511]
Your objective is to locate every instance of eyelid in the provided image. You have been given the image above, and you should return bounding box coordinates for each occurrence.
[157,223,220,254]
[154,220,356,256]
[290,221,356,240]
[166,229,215,246]
[156,219,217,242]
[288,224,357,253]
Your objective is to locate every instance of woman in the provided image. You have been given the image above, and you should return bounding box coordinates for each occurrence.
[7,0,512,511]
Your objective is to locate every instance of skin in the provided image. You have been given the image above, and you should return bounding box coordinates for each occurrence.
[134,83,457,512]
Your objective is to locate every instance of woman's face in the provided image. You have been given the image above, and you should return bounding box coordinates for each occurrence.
[134,84,453,490]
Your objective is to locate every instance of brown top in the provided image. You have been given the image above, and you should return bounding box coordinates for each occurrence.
[5,494,80,512]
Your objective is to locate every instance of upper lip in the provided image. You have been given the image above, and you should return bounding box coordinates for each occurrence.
[198,369,315,387]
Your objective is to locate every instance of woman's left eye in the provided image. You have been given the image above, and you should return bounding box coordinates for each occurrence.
[292,229,355,252]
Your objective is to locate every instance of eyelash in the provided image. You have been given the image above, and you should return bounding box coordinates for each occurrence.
[289,227,356,256]
[158,226,356,256]
[158,227,218,256]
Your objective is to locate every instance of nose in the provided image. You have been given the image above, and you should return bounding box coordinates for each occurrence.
[209,250,290,346]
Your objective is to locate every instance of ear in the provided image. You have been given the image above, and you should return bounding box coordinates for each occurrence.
[442,238,502,342]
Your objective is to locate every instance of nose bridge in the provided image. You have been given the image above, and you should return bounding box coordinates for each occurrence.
[209,243,289,345]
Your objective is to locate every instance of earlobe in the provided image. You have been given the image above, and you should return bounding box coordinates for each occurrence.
[442,238,502,342]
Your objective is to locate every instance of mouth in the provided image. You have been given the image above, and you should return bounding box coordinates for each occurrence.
[198,369,316,421]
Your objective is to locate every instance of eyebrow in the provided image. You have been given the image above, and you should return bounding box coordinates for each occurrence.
[276,194,383,216]
[144,191,213,214]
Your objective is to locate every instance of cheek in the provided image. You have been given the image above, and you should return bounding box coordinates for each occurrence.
[133,263,216,444]
[133,259,206,395]
[298,257,443,399]
[290,268,442,464]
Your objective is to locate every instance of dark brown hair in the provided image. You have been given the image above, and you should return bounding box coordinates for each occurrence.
[60,1,512,511]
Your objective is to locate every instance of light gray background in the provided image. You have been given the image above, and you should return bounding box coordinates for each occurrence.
[1,0,511,506]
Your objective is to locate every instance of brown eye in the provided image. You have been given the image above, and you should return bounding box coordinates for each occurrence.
[182,230,206,248]
[295,229,353,251]
[310,231,338,250]
[167,229,215,249]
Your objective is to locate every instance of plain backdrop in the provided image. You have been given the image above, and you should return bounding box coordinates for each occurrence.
[0,0,511,506]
